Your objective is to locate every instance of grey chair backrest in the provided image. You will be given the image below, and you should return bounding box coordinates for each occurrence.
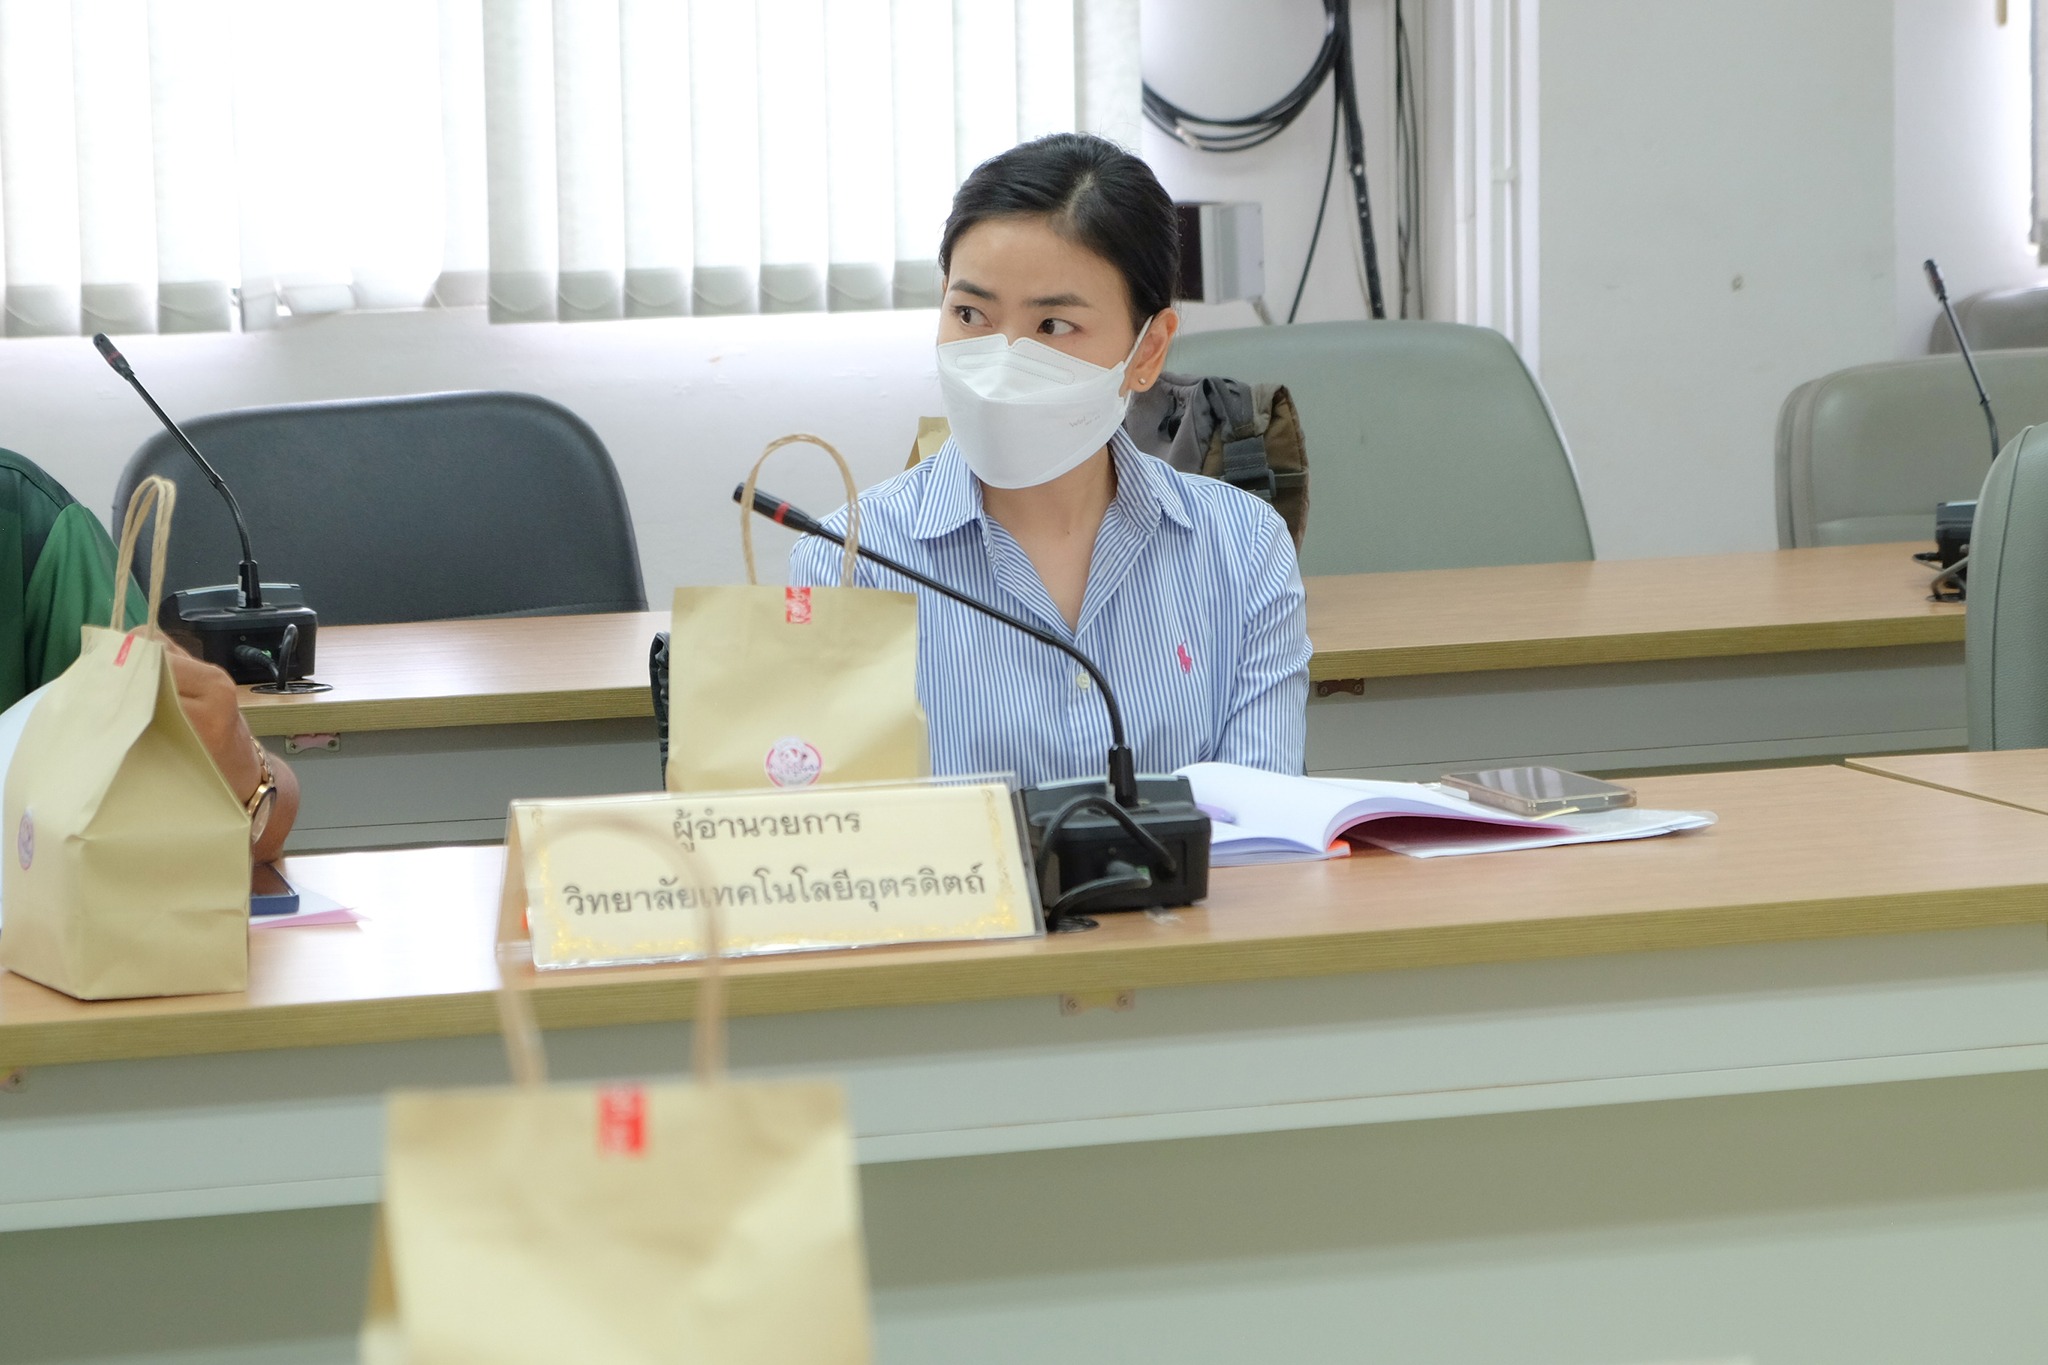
[112,390,645,626]
[1776,349,2048,548]
[1966,423,2048,749]
[1165,321,1592,575]
[1930,284,2048,353]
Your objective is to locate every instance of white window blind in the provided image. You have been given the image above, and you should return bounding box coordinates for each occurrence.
[0,0,1139,338]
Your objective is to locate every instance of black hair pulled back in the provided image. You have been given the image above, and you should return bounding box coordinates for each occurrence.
[938,133,1177,330]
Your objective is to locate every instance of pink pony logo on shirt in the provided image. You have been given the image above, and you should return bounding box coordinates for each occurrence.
[1176,643,1194,674]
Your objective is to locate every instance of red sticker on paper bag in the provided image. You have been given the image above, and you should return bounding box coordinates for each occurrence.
[785,586,812,624]
[113,631,138,666]
[597,1086,646,1156]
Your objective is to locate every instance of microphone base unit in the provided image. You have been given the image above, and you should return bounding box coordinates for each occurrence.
[1915,500,1975,602]
[160,584,320,684]
[1934,500,1974,571]
[1023,775,1211,922]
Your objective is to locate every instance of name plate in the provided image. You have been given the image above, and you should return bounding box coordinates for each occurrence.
[500,781,1043,969]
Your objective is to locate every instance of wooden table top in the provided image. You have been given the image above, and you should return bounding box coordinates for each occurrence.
[6,763,2046,1071]
[238,543,1960,736]
[1848,748,2048,815]
[1304,541,1960,681]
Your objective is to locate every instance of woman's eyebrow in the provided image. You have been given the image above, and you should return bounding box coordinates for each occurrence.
[947,279,997,300]
[1029,291,1089,308]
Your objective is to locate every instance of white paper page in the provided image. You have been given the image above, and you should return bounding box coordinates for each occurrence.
[1207,816,1355,867]
[1357,808,1717,859]
[249,881,363,929]
[1181,762,1546,858]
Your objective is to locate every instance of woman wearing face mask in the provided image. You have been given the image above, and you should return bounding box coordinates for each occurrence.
[789,133,1310,783]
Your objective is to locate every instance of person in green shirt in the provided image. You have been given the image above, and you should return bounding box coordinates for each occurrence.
[0,448,298,860]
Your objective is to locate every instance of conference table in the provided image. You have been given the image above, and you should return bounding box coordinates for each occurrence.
[1847,746,2048,814]
[4,758,2048,1361]
[241,541,1967,851]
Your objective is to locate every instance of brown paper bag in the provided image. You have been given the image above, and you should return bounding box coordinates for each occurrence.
[667,434,926,793]
[0,476,249,1000]
[361,838,873,1363]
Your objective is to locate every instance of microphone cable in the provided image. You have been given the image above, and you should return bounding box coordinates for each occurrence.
[1143,0,1387,320]
[1393,0,1424,319]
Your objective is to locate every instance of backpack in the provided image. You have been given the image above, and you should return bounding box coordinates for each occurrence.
[906,374,1310,550]
[1124,373,1309,549]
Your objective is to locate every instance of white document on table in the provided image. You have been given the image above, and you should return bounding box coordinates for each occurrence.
[1179,762,1716,865]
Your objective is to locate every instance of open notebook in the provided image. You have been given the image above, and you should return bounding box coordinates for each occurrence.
[1178,763,1715,864]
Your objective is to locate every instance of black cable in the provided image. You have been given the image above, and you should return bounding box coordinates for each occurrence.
[1329,2,1386,318]
[1393,0,1423,318]
[1287,91,1342,325]
[1051,867,1153,917]
[1930,555,1968,604]
[1144,6,1340,153]
[1143,0,1386,320]
[1033,794,1179,920]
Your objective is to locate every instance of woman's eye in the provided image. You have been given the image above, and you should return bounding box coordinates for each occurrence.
[1039,317,1076,337]
[953,305,987,327]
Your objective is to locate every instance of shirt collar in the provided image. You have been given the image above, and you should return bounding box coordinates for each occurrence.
[909,428,1194,541]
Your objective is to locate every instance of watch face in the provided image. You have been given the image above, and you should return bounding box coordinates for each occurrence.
[249,786,276,844]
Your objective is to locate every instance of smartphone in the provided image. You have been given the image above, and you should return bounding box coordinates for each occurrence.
[1440,766,1635,819]
[250,863,300,917]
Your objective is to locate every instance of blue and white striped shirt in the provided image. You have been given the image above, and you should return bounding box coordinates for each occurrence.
[789,431,1310,785]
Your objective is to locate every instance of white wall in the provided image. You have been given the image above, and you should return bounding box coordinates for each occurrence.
[1893,0,2047,355]
[1537,0,1898,559]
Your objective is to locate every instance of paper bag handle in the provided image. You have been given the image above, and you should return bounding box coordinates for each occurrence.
[109,475,177,632]
[739,434,860,588]
[493,819,730,1089]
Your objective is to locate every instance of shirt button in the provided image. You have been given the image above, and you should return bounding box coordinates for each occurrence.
[1076,673,1091,690]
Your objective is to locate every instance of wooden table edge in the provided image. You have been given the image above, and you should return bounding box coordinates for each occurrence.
[1309,617,1966,682]
[243,686,653,737]
[1841,755,2048,819]
[6,881,2043,1071]
[232,620,1970,733]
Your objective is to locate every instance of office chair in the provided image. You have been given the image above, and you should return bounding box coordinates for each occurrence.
[1165,321,1592,575]
[1776,350,2048,548]
[1930,284,2048,354]
[112,390,646,625]
[1966,422,2048,749]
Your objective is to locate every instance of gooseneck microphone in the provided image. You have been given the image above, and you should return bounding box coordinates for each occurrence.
[91,334,325,689]
[737,483,1211,921]
[743,485,1139,806]
[1924,261,2000,463]
[94,333,265,610]
[1917,261,2000,602]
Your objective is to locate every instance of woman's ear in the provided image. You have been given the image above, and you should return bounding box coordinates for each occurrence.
[1124,307,1181,394]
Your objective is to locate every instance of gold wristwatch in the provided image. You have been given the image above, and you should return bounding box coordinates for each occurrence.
[244,744,278,846]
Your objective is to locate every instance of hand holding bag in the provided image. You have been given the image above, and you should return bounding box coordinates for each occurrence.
[361,818,874,1363]
[667,434,927,793]
[0,476,250,999]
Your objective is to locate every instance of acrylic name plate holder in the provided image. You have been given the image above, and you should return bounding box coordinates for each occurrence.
[501,778,1043,969]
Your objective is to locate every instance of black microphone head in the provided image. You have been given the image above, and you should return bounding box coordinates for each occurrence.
[91,332,133,377]
[1923,259,1948,302]
[736,484,828,537]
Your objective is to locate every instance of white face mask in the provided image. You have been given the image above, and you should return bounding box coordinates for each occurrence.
[936,320,1152,490]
